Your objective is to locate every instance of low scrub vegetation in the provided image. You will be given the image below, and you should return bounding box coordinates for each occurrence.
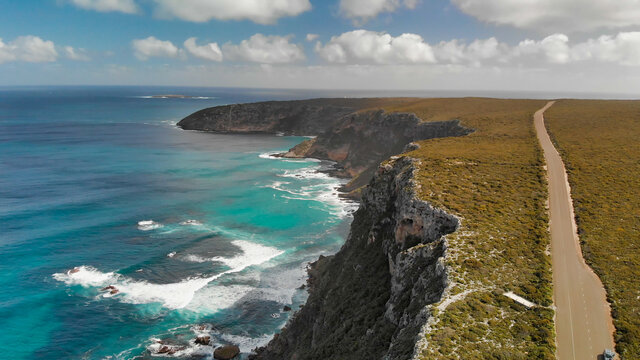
[366,98,555,358]
[546,100,640,359]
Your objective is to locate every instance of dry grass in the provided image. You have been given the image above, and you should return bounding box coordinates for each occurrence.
[370,98,556,359]
[545,100,640,359]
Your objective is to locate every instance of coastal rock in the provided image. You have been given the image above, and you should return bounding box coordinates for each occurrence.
[276,138,316,158]
[178,99,472,195]
[179,99,470,359]
[283,305,292,312]
[157,346,171,354]
[251,157,458,360]
[157,345,185,355]
[194,336,210,345]
[177,99,361,135]
[214,345,240,360]
[403,142,420,152]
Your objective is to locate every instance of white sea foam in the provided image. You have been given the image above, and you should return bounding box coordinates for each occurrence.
[244,287,297,305]
[147,340,212,358]
[54,267,218,309]
[160,119,179,128]
[258,151,321,163]
[252,265,308,304]
[179,219,202,226]
[53,266,116,287]
[266,165,358,219]
[138,220,163,231]
[279,167,333,181]
[114,277,217,309]
[167,252,176,258]
[53,241,283,310]
[135,95,217,100]
[258,151,281,160]
[218,333,273,353]
[184,240,284,269]
[185,284,254,313]
[145,330,266,359]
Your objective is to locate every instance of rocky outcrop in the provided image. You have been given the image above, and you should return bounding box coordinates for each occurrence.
[177,99,364,135]
[177,99,472,194]
[179,99,471,358]
[296,111,470,192]
[214,345,240,360]
[194,336,210,345]
[250,157,459,360]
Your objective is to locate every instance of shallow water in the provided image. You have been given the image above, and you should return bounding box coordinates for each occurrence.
[0,86,356,359]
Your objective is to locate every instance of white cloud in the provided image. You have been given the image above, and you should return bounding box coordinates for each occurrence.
[153,0,311,24]
[0,39,17,64]
[0,36,58,64]
[306,34,319,42]
[571,32,640,66]
[184,38,223,62]
[69,0,138,14]
[506,32,640,66]
[132,36,180,60]
[514,34,571,64]
[222,34,305,64]
[466,38,504,61]
[339,0,418,22]
[64,46,91,61]
[451,0,640,33]
[314,30,640,68]
[315,30,435,64]
[435,37,508,66]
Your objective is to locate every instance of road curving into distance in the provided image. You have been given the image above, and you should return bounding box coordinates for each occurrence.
[534,101,616,360]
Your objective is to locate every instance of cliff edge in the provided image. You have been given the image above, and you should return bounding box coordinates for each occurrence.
[177,99,473,358]
[251,157,459,359]
[177,99,472,195]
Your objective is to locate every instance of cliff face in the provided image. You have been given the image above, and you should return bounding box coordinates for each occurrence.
[251,157,459,360]
[178,100,356,135]
[179,99,471,358]
[177,100,472,193]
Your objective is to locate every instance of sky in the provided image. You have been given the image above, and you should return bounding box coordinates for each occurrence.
[1,0,640,94]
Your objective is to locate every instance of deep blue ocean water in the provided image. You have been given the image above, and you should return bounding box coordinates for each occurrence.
[0,87,358,359]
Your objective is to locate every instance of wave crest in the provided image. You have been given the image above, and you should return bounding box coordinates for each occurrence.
[53,241,283,310]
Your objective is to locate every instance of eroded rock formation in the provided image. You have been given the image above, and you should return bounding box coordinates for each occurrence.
[178,99,470,359]
[177,99,472,195]
[251,157,459,360]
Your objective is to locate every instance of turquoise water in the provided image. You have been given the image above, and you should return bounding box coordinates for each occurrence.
[0,87,355,359]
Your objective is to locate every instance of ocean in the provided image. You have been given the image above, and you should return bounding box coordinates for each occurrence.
[0,86,357,359]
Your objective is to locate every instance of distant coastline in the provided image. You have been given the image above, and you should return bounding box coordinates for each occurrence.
[151,94,193,99]
[136,94,218,99]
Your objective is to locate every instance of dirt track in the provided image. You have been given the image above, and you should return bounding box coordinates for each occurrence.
[534,102,616,360]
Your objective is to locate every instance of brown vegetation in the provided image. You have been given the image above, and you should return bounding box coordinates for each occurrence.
[367,98,555,359]
[545,100,640,359]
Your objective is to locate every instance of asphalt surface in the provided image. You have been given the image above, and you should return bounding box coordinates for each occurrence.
[534,102,616,360]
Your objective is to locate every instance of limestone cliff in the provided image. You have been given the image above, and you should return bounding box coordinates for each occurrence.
[177,99,472,194]
[178,99,471,359]
[251,157,459,360]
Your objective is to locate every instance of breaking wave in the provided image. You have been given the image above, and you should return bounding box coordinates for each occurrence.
[53,240,283,310]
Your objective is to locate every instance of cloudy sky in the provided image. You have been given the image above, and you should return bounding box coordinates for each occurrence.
[1,0,640,94]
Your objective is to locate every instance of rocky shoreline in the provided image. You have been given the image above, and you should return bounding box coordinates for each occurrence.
[177,99,472,359]
[250,157,459,359]
[177,99,472,199]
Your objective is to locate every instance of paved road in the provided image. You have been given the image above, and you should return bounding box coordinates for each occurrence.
[534,102,616,360]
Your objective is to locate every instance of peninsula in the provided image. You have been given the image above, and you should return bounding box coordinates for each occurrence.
[179,97,638,359]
